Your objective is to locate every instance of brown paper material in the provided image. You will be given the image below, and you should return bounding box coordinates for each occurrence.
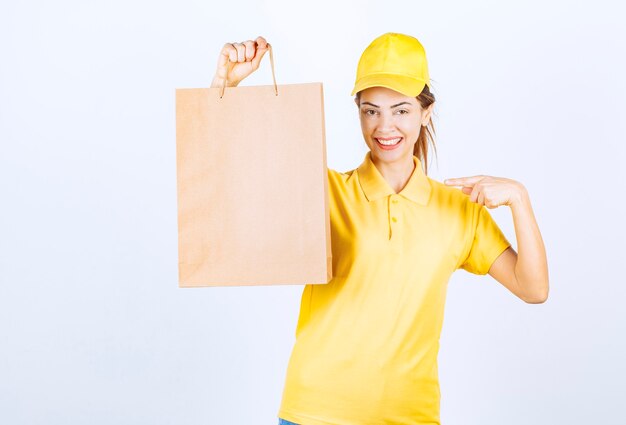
[175,52,331,287]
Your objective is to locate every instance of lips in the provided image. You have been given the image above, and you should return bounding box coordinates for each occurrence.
[375,137,403,150]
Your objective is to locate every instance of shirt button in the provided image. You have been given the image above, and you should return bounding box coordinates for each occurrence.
[391,217,397,222]
[392,200,398,204]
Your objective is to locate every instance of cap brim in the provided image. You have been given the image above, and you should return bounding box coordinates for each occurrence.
[351,73,429,97]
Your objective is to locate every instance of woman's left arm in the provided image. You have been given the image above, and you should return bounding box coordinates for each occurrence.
[444,175,549,304]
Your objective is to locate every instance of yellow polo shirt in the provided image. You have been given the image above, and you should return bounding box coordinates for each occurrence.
[278,152,511,425]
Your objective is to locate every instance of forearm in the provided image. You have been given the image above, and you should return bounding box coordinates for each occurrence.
[509,186,549,303]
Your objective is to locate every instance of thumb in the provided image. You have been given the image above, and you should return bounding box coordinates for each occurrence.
[250,43,270,70]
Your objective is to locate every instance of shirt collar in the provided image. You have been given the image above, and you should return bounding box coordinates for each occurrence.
[356,151,432,205]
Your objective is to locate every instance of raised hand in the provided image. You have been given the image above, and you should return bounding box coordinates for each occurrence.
[211,36,270,88]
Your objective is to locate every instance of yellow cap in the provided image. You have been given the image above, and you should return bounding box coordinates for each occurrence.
[351,32,430,97]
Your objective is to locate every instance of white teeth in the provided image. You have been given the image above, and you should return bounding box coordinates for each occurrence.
[377,137,402,145]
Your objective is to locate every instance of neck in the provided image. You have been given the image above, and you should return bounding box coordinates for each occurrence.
[371,154,416,194]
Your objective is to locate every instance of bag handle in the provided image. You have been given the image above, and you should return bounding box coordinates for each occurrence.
[220,43,278,99]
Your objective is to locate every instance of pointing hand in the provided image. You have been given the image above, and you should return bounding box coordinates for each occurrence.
[444,175,526,208]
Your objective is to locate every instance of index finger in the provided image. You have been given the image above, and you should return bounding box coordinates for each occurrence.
[444,175,485,186]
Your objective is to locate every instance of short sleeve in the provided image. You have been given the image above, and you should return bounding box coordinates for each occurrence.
[459,204,512,275]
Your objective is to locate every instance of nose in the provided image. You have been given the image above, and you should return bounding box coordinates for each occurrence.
[377,111,397,132]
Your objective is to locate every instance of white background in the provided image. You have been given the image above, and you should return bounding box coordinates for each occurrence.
[1,1,625,424]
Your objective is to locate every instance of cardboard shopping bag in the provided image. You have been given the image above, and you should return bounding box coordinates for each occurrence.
[175,46,332,287]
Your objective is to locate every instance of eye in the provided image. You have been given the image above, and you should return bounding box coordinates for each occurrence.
[363,109,377,116]
[396,109,409,115]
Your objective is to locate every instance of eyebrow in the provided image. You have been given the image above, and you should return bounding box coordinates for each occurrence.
[360,101,412,108]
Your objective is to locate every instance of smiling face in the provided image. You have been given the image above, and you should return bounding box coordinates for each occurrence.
[355,86,433,168]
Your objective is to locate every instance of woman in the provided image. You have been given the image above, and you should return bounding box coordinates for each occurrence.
[211,33,549,425]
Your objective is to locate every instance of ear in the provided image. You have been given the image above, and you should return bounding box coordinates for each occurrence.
[421,103,434,126]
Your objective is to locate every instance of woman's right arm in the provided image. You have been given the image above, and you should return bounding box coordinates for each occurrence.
[210,36,270,88]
